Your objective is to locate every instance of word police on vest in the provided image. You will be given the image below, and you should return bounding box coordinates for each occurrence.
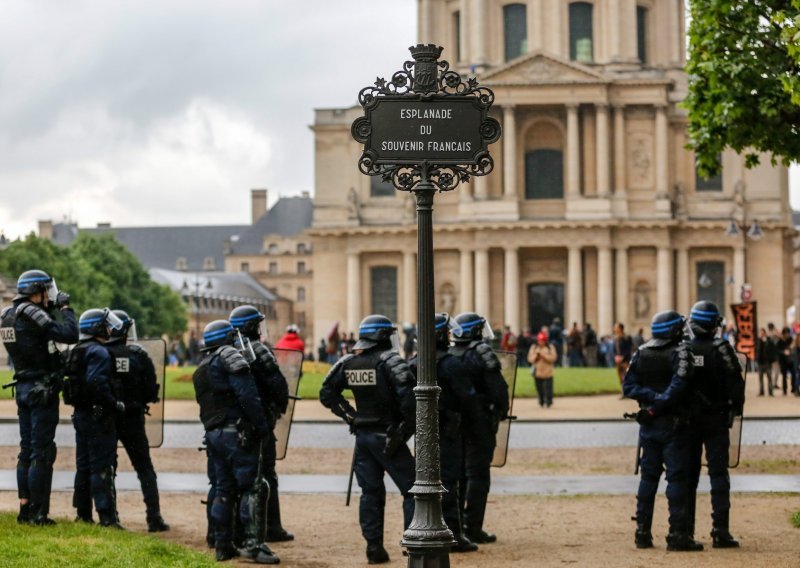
[116,357,130,373]
[346,369,377,386]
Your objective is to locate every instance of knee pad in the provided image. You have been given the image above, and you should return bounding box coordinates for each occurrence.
[211,495,232,525]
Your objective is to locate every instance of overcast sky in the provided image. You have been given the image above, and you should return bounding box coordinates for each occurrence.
[0,0,797,239]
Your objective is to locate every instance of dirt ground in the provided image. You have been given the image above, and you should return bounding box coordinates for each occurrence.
[2,490,798,568]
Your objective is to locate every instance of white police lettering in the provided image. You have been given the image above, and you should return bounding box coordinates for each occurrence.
[693,355,705,367]
[0,327,15,343]
[116,357,130,373]
[346,369,376,386]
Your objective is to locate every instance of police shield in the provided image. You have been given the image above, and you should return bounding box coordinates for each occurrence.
[134,338,167,448]
[491,350,518,468]
[729,352,747,468]
[273,348,303,460]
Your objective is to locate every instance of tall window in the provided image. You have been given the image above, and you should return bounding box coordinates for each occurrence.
[370,176,394,197]
[525,149,564,199]
[503,3,527,61]
[269,262,278,274]
[453,11,461,61]
[528,283,564,334]
[297,261,307,274]
[370,266,398,322]
[297,287,306,302]
[240,262,250,273]
[696,261,725,309]
[636,6,648,63]
[696,155,723,191]
[297,243,307,254]
[569,2,594,62]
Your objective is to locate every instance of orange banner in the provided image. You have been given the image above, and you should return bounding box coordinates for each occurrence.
[731,301,757,362]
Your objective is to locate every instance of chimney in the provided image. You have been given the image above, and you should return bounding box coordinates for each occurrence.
[38,220,53,240]
[251,189,268,224]
[301,191,310,198]
[97,222,111,230]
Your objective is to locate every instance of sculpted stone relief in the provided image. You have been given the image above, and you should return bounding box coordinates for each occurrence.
[439,283,456,314]
[633,280,652,319]
[628,134,653,189]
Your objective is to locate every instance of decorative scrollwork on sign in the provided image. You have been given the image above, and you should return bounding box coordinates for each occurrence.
[352,44,500,193]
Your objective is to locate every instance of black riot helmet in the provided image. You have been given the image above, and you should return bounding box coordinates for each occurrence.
[110,309,137,342]
[451,312,494,344]
[229,305,266,340]
[650,310,686,340]
[79,308,125,341]
[688,301,722,336]
[434,313,450,349]
[203,320,237,351]
[16,269,55,301]
[354,314,398,351]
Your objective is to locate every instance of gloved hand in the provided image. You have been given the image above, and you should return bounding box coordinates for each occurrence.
[115,401,126,414]
[55,291,71,308]
[346,413,356,435]
[635,407,655,425]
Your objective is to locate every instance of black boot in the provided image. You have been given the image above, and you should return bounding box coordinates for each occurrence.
[635,524,653,549]
[75,509,94,524]
[17,503,30,525]
[711,527,740,548]
[465,528,497,543]
[215,542,240,562]
[265,527,294,542]
[147,512,170,532]
[98,510,124,530]
[29,502,56,526]
[452,534,479,553]
[366,542,390,564]
[666,532,703,551]
[240,540,280,565]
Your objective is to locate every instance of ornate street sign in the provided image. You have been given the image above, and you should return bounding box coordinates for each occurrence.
[351,44,501,192]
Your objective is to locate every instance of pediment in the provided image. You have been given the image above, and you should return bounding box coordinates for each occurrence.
[481,51,608,85]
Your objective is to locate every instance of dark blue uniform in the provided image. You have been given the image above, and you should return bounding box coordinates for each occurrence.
[449,340,509,539]
[687,336,745,538]
[623,338,693,542]
[194,345,269,550]
[1,299,78,522]
[319,347,416,549]
[107,341,163,525]
[411,347,481,544]
[71,340,121,524]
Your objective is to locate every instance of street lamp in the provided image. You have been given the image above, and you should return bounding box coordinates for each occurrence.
[182,274,213,335]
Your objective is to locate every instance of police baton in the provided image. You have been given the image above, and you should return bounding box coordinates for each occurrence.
[622,413,642,475]
[2,380,18,390]
[345,444,356,507]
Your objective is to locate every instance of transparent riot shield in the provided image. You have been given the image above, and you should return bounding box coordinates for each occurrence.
[491,350,518,467]
[729,352,747,468]
[273,348,303,460]
[134,338,167,448]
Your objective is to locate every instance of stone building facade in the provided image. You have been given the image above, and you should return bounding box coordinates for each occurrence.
[310,0,794,341]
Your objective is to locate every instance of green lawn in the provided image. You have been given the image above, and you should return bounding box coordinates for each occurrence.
[0,513,216,567]
[1,364,621,402]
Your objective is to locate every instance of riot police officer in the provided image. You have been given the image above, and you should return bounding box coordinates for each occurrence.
[1,269,78,525]
[623,310,699,551]
[67,308,126,528]
[686,301,745,548]
[319,314,416,565]
[106,310,169,532]
[410,313,481,553]
[193,320,278,564]
[229,305,293,542]
[449,311,509,544]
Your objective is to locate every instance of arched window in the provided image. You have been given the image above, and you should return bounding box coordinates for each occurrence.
[525,149,564,199]
[636,6,648,63]
[503,3,528,61]
[569,2,594,62]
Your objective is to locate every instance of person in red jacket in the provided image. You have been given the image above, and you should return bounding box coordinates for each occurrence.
[275,324,305,352]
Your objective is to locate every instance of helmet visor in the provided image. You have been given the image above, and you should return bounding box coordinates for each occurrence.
[259,320,268,342]
[104,309,125,332]
[390,330,401,353]
[446,315,462,340]
[127,320,138,342]
[481,320,495,341]
[235,331,256,363]
[46,279,59,304]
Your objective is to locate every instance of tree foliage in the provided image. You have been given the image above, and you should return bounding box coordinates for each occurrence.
[0,233,187,337]
[685,0,800,176]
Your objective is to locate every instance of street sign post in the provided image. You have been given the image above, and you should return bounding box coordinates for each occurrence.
[352,44,500,568]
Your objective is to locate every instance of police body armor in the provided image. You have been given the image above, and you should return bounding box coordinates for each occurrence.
[63,343,91,407]
[1,302,60,380]
[637,341,688,420]
[193,347,241,432]
[251,341,289,424]
[343,350,396,429]
[105,342,159,410]
[435,350,462,438]
[690,339,731,415]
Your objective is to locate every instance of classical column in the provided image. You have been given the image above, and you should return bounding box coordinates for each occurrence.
[403,251,417,324]
[676,247,690,312]
[460,249,474,312]
[567,104,581,197]
[533,0,545,51]
[547,0,562,54]
[472,0,487,68]
[347,252,361,332]
[473,175,488,200]
[596,104,610,197]
[656,246,673,312]
[503,105,517,199]
[655,104,669,198]
[609,0,621,61]
[613,104,626,195]
[419,0,434,43]
[504,247,520,331]
[597,246,613,336]
[475,248,490,317]
[668,0,681,64]
[459,0,470,64]
[733,245,746,289]
[621,0,637,60]
[615,247,629,330]
[567,245,583,325]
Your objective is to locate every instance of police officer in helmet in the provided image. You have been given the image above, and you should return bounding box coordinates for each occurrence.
[229,305,293,542]
[106,310,169,532]
[69,308,126,528]
[193,320,278,564]
[449,311,509,544]
[410,313,481,553]
[686,301,744,548]
[623,310,699,551]
[319,314,416,564]
[1,269,78,525]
